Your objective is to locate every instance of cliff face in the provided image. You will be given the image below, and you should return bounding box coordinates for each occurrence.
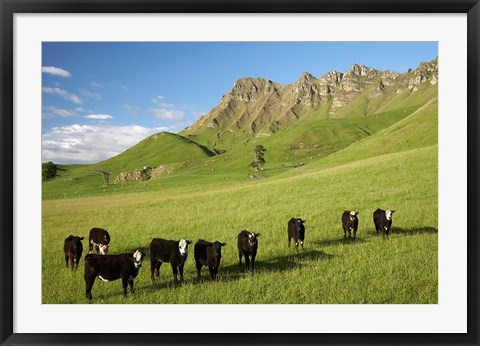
[183,58,438,141]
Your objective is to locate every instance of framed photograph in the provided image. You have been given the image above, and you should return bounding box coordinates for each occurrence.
[1,1,479,345]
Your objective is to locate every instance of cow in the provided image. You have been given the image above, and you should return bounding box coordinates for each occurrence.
[342,211,359,239]
[237,230,260,271]
[88,227,110,255]
[84,250,145,300]
[63,235,84,271]
[287,218,306,249]
[194,239,227,281]
[149,238,192,285]
[373,208,395,239]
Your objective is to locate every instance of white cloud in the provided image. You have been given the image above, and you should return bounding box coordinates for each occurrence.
[42,66,71,78]
[80,89,102,100]
[84,114,114,120]
[151,96,186,122]
[152,95,165,104]
[42,124,169,164]
[42,106,77,119]
[90,81,103,88]
[151,108,186,122]
[42,87,81,104]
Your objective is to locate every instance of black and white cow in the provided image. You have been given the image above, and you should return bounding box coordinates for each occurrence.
[194,239,227,281]
[63,235,84,271]
[88,227,110,255]
[84,250,145,300]
[341,211,359,239]
[287,218,306,249]
[237,230,260,271]
[149,238,192,285]
[373,208,395,239]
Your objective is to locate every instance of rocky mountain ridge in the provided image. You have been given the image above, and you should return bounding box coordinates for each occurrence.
[184,58,438,138]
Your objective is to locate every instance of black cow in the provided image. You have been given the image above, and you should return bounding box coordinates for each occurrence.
[63,235,84,270]
[237,230,260,271]
[84,250,145,300]
[150,238,192,285]
[373,208,395,239]
[341,211,359,239]
[88,227,110,255]
[194,239,227,281]
[287,218,306,249]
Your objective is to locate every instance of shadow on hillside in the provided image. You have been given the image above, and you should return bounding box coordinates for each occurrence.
[211,249,334,283]
[391,226,438,236]
[313,237,367,248]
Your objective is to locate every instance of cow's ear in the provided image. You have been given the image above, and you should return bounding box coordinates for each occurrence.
[356,211,359,215]
[255,233,261,237]
[391,210,395,213]
[187,240,193,244]
[79,237,85,240]
[142,252,147,258]
[221,242,227,246]
[302,219,306,223]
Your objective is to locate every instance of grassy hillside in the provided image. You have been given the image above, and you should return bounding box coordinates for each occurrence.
[43,145,437,304]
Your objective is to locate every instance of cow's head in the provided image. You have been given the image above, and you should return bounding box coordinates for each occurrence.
[291,218,305,231]
[349,211,359,221]
[210,241,227,258]
[247,232,260,247]
[66,235,84,249]
[98,243,109,255]
[385,209,395,221]
[178,239,192,256]
[132,250,146,268]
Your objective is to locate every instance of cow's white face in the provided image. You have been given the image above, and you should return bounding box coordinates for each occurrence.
[98,244,109,255]
[178,239,190,256]
[385,209,395,220]
[133,250,143,268]
[247,232,259,247]
[349,211,358,221]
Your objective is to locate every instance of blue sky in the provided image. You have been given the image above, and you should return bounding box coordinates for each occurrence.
[42,42,437,164]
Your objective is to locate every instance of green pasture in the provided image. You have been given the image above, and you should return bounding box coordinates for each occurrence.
[42,146,437,304]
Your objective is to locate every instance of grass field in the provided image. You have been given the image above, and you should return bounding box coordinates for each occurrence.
[42,145,437,304]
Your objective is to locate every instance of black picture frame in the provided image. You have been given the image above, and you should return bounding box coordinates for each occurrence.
[1,1,479,345]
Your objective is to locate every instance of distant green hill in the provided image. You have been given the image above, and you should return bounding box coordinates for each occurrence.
[43,132,214,198]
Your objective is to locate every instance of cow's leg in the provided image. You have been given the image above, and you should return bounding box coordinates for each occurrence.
[85,276,94,300]
[209,266,215,281]
[353,229,357,239]
[288,236,291,247]
[150,259,156,281]
[179,264,185,283]
[244,255,250,271]
[122,277,128,298]
[172,264,179,285]
[65,256,69,268]
[238,251,242,266]
[343,226,347,239]
[295,238,299,249]
[196,261,202,280]
[75,257,80,270]
[129,279,135,294]
[251,253,256,272]
[300,239,304,250]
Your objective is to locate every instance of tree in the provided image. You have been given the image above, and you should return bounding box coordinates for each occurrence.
[249,145,266,172]
[42,161,58,181]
